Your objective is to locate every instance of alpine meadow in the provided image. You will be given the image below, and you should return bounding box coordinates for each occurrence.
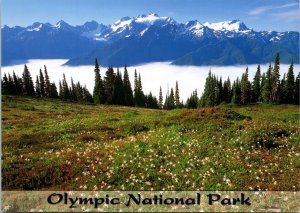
[2,52,300,191]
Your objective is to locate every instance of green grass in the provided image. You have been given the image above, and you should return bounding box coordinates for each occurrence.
[2,95,300,191]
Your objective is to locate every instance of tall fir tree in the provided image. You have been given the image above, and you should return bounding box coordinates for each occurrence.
[232,78,241,104]
[262,64,272,103]
[13,71,23,95]
[241,67,251,104]
[22,65,35,96]
[134,70,145,107]
[44,65,51,97]
[93,59,105,104]
[62,74,70,99]
[35,76,41,97]
[279,73,287,103]
[285,61,295,104]
[186,90,198,109]
[49,82,59,98]
[270,53,280,103]
[39,69,46,97]
[123,66,134,106]
[158,86,163,109]
[104,67,116,104]
[2,73,9,94]
[113,68,124,105]
[252,65,261,102]
[175,81,180,107]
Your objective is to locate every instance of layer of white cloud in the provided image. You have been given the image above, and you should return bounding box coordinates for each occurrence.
[2,59,299,101]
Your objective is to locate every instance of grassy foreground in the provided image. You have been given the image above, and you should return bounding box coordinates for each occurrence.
[2,95,300,191]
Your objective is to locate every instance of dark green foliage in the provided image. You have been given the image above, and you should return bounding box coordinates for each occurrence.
[44,65,51,97]
[35,76,41,97]
[123,66,134,106]
[223,77,232,103]
[39,69,46,97]
[199,71,222,106]
[61,74,70,100]
[104,67,116,105]
[175,81,180,107]
[22,65,35,96]
[93,59,105,104]
[12,72,23,95]
[285,62,295,103]
[241,67,251,105]
[158,86,163,109]
[186,90,198,109]
[262,64,272,103]
[145,92,159,109]
[134,70,146,107]
[113,69,125,105]
[232,78,241,104]
[2,73,9,94]
[49,82,59,98]
[271,53,280,103]
[252,65,261,102]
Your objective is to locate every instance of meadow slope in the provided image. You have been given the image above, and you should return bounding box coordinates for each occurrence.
[2,96,300,190]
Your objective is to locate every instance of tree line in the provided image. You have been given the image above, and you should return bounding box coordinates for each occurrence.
[195,53,299,108]
[2,65,93,103]
[2,53,299,108]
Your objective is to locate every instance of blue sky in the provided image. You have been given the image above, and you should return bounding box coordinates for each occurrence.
[2,0,299,31]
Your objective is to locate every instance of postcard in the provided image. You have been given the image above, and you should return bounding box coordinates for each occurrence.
[1,0,299,212]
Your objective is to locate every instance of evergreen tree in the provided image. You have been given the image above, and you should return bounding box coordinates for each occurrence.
[271,53,280,103]
[158,86,163,109]
[200,71,214,106]
[113,68,124,105]
[93,59,105,104]
[22,65,35,96]
[285,61,295,104]
[252,65,261,102]
[262,64,272,103]
[44,65,51,97]
[175,81,180,107]
[168,88,175,109]
[8,74,15,95]
[49,82,58,98]
[145,92,159,109]
[35,76,41,97]
[232,78,241,104]
[123,66,134,106]
[279,73,287,103]
[70,77,77,101]
[82,85,94,103]
[241,67,251,105]
[62,74,70,99]
[13,71,23,95]
[39,69,46,97]
[186,90,198,109]
[104,67,116,104]
[2,73,9,94]
[134,70,145,107]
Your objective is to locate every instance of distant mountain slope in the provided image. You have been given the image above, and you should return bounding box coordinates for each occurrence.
[2,14,299,66]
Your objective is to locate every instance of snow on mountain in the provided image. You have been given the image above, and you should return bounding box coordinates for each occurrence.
[3,14,299,66]
[203,20,249,32]
[135,13,176,26]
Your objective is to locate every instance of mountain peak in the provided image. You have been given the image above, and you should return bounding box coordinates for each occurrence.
[203,20,249,32]
[55,20,72,29]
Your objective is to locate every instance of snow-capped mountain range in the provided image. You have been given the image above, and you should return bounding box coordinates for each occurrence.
[2,13,299,66]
